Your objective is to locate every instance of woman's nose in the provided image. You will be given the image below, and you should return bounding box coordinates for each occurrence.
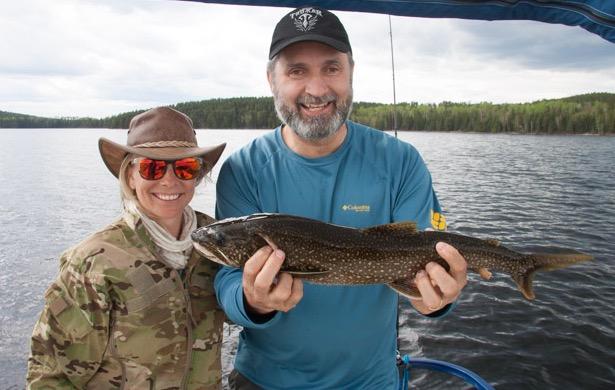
[159,164,179,184]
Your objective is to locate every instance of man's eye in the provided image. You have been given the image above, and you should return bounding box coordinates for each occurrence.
[289,68,305,77]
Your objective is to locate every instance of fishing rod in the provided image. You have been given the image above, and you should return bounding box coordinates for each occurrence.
[388,14,398,138]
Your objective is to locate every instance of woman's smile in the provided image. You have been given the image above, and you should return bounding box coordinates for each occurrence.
[153,192,183,201]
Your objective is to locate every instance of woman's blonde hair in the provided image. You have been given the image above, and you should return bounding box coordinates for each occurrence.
[118,154,138,207]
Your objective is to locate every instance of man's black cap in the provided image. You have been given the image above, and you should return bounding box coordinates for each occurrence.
[269,7,351,59]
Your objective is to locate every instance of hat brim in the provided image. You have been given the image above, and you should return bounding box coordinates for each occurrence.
[99,137,226,178]
[269,34,351,59]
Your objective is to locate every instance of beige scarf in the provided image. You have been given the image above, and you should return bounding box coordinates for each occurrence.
[123,200,196,269]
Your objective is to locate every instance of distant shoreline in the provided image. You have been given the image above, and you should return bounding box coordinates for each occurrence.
[2,93,614,134]
[3,128,614,137]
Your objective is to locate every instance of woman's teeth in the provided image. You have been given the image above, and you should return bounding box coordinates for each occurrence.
[155,193,181,201]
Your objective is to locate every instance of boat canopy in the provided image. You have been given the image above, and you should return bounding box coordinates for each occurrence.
[183,0,615,44]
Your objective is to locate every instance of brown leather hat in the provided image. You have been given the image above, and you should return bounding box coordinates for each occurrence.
[99,106,226,178]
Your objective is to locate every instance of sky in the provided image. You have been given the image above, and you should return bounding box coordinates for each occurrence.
[1,0,614,119]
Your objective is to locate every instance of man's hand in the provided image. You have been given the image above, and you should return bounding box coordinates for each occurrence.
[411,242,467,315]
[242,246,304,315]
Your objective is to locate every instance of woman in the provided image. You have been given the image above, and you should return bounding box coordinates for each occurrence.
[27,107,226,389]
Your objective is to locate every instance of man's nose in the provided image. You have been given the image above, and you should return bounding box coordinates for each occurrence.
[304,74,329,97]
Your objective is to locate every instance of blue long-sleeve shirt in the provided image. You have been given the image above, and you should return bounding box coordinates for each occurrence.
[215,121,448,389]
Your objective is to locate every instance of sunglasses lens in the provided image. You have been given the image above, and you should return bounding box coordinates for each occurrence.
[173,158,202,180]
[138,158,167,180]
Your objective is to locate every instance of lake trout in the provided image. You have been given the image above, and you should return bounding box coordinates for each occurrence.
[191,213,592,300]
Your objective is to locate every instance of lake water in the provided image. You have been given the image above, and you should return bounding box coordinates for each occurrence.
[1,128,614,389]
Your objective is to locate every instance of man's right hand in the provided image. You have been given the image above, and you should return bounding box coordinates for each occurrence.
[242,246,304,315]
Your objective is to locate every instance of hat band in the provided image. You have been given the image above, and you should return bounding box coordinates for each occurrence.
[133,140,197,148]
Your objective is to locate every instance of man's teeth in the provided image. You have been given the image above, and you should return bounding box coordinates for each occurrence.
[303,102,329,110]
[155,193,181,201]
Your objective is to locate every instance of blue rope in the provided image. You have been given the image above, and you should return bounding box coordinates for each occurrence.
[399,355,411,390]
[398,354,494,390]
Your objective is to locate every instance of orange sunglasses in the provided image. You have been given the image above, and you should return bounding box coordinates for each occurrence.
[133,157,203,181]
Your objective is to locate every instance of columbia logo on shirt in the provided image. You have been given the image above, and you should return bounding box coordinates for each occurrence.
[342,204,370,213]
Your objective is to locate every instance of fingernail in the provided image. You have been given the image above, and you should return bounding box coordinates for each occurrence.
[415,270,426,280]
[436,242,449,252]
[275,249,285,259]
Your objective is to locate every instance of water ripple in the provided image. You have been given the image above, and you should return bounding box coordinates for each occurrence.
[1,130,614,389]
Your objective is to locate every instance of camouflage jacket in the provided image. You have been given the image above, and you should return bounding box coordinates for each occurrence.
[27,211,225,389]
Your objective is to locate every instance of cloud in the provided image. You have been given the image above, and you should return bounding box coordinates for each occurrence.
[1,0,279,116]
[1,0,613,118]
[451,19,615,71]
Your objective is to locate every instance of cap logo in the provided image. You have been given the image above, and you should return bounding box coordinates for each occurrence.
[290,7,322,32]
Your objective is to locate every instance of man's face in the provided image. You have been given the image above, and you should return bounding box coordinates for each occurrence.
[268,41,353,141]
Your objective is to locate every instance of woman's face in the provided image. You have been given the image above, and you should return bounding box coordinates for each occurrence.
[128,159,197,227]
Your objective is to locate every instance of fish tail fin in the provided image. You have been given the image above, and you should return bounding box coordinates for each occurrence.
[513,251,592,300]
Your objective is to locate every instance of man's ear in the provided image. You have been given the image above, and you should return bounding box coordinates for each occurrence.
[267,70,274,92]
[348,56,355,75]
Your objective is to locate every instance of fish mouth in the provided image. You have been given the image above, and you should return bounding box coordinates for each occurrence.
[193,242,236,267]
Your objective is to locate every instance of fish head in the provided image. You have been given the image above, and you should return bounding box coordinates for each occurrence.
[191,214,271,268]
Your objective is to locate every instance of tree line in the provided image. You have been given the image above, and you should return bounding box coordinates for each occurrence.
[1,93,614,134]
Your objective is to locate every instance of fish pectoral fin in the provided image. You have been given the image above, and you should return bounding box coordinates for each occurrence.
[285,270,331,278]
[388,280,422,299]
[256,233,279,250]
[478,267,493,280]
[363,222,418,236]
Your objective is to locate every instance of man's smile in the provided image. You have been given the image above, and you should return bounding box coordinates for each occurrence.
[299,100,334,116]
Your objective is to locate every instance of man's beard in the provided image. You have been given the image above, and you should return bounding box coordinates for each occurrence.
[273,86,353,141]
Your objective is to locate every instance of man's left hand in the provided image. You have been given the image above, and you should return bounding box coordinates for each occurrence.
[411,242,467,315]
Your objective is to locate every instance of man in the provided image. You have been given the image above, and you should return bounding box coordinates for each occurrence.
[214,7,467,389]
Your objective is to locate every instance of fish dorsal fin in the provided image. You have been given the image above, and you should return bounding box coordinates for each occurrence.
[485,239,501,247]
[363,222,418,236]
